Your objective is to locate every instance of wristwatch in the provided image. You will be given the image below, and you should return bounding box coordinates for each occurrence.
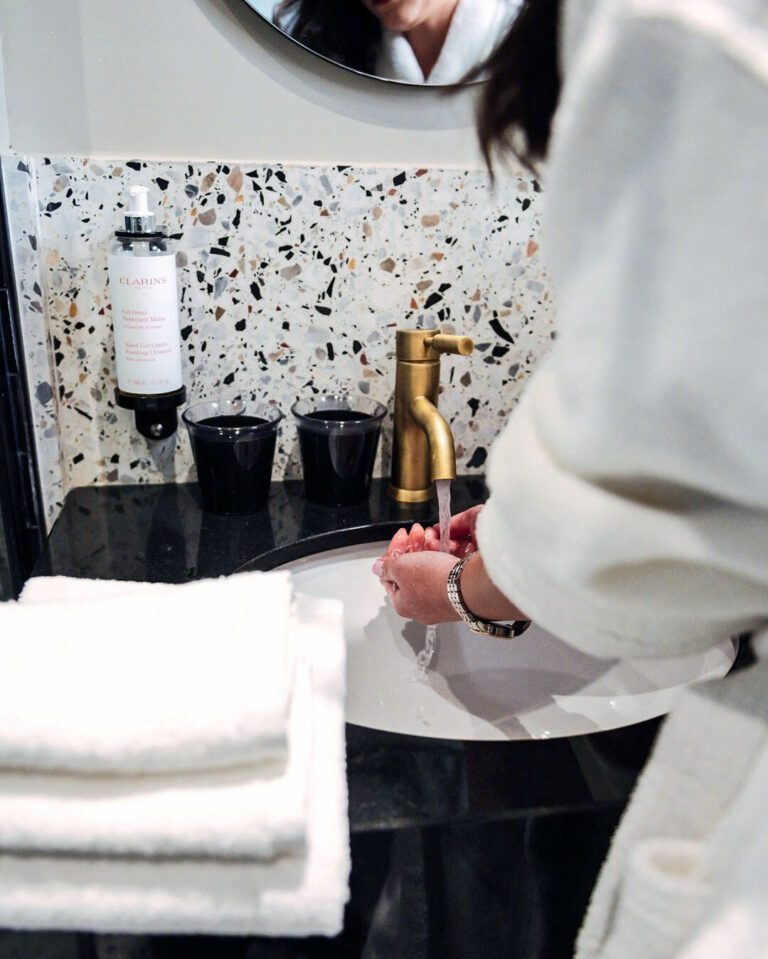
[447,554,532,639]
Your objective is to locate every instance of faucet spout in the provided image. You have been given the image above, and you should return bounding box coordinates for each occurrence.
[409,395,456,483]
[387,327,473,503]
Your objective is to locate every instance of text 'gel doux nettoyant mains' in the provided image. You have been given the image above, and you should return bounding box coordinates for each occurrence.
[107,185,186,439]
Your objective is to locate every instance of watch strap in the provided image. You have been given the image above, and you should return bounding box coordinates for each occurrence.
[446,555,532,639]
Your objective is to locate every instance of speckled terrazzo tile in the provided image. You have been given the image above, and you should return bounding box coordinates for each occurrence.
[32,158,250,489]
[34,158,157,490]
[21,156,555,501]
[233,164,554,479]
[1,156,64,526]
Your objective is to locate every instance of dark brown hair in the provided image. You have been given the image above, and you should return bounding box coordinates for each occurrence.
[274,0,382,77]
[470,0,563,173]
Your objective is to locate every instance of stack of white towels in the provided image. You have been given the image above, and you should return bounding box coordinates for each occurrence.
[0,571,349,936]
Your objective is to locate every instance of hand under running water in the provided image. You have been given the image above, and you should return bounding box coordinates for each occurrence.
[371,523,460,624]
[371,509,527,626]
[371,506,484,572]
[423,505,484,557]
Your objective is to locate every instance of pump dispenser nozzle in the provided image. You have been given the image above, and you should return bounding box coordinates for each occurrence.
[122,185,157,235]
[128,185,150,215]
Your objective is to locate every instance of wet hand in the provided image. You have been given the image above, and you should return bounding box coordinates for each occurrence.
[424,504,484,557]
[371,518,527,625]
[370,524,458,624]
[371,523,430,572]
[376,550,461,625]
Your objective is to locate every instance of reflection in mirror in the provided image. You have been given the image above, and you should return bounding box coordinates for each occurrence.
[245,0,522,85]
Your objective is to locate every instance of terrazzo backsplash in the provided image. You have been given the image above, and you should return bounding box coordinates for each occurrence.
[3,155,555,527]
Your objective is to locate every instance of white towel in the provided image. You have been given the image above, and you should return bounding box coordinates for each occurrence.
[0,572,296,774]
[20,575,165,605]
[0,660,311,859]
[0,595,350,937]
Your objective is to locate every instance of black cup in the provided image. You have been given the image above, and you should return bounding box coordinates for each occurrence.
[182,397,283,514]
[292,394,386,507]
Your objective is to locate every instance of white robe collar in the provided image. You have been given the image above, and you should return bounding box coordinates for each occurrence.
[376,0,522,85]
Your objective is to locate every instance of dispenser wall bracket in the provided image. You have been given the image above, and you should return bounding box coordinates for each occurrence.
[115,386,187,441]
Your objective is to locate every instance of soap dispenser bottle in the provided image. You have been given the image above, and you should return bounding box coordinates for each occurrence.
[108,185,186,440]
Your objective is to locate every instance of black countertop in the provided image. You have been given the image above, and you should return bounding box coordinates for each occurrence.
[23,476,686,958]
[36,476,662,837]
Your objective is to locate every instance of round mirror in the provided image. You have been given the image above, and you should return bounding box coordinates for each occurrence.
[243,1,522,86]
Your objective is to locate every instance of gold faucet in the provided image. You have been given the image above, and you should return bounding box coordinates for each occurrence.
[388,328,475,503]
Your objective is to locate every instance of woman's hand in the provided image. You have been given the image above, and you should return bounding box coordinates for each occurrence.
[373,507,484,564]
[377,550,461,625]
[370,523,459,624]
[424,505,484,557]
[371,516,528,625]
[375,523,429,564]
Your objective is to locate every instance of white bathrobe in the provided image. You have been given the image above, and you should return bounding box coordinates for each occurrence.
[473,1,768,956]
[477,0,768,659]
[376,0,521,85]
[575,634,768,959]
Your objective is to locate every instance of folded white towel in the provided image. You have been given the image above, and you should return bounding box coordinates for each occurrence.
[0,660,311,859]
[1,572,296,774]
[0,595,349,937]
[20,575,165,605]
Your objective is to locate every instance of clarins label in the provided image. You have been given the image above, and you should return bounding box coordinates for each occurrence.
[108,252,183,394]
[119,276,169,286]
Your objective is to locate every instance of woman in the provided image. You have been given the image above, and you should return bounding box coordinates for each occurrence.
[274,0,519,84]
[377,0,768,661]
[376,0,768,955]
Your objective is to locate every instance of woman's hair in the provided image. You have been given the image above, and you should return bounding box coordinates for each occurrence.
[274,0,382,77]
[469,0,562,172]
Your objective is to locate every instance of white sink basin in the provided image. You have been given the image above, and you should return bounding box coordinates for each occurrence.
[279,542,736,741]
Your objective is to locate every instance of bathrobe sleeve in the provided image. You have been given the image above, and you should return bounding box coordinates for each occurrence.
[476,0,768,658]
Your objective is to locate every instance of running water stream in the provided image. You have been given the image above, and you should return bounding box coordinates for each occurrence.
[415,478,452,677]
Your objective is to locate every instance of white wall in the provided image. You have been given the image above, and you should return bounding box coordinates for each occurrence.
[0,0,485,168]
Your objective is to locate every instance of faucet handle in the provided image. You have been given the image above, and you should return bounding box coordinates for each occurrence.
[395,328,475,361]
[424,333,474,357]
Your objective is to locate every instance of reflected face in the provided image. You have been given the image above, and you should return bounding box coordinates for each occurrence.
[362,0,458,32]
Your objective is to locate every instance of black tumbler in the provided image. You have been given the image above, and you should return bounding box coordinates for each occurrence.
[292,394,386,507]
[182,397,283,514]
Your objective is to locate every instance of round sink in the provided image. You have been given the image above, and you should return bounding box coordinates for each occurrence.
[278,542,736,741]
